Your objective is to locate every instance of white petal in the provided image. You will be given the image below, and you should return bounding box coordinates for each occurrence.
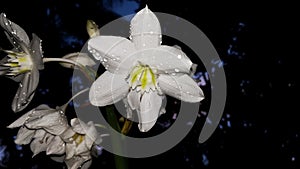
[158,74,204,102]
[130,45,193,74]
[89,71,129,106]
[88,36,136,74]
[7,108,35,128]
[60,127,75,142]
[76,140,89,155]
[70,118,86,134]
[12,68,39,112]
[84,121,98,149]
[65,154,91,169]
[0,13,30,45]
[138,91,162,132]
[127,90,141,111]
[123,98,133,119]
[65,142,76,160]
[30,132,54,157]
[51,155,65,163]
[46,136,65,155]
[80,160,92,169]
[130,6,162,49]
[25,110,69,135]
[14,127,35,145]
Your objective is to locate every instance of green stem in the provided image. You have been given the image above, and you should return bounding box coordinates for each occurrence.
[106,106,128,169]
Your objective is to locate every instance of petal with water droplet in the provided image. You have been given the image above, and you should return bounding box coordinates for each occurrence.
[89,71,129,106]
[158,74,204,102]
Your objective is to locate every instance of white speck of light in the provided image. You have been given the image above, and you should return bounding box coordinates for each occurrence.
[291,157,295,162]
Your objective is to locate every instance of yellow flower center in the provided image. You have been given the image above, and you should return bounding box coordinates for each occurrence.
[128,63,157,92]
[3,50,33,76]
[72,133,85,146]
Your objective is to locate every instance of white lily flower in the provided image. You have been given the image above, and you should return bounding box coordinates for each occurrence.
[88,6,204,132]
[7,104,69,156]
[0,13,44,112]
[60,118,102,169]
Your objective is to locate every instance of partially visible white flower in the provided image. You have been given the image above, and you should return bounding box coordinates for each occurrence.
[88,6,204,132]
[0,13,44,112]
[60,118,103,169]
[7,104,69,157]
[8,104,69,135]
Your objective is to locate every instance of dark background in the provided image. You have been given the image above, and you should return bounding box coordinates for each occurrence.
[0,0,298,168]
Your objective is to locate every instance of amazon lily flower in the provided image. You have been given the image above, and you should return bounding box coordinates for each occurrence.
[8,104,104,169]
[61,118,103,169]
[7,104,69,156]
[0,13,44,112]
[88,6,204,132]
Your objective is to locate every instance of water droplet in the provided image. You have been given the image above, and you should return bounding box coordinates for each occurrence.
[177,55,182,59]
[19,83,23,87]
[164,71,168,74]
[142,43,146,47]
[95,52,100,57]
[159,35,162,38]
[103,58,108,62]
[171,73,176,76]
[5,22,8,25]
[160,41,162,44]
[174,68,179,72]
[22,92,26,95]
[150,31,154,34]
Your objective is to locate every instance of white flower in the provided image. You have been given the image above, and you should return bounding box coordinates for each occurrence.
[0,13,44,112]
[88,6,204,132]
[60,118,102,169]
[7,104,69,156]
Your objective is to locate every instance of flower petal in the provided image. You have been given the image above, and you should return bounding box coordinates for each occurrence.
[29,33,44,70]
[158,74,204,102]
[60,127,76,142]
[30,132,54,157]
[12,68,39,112]
[25,109,69,135]
[70,118,86,134]
[80,160,92,169]
[50,155,65,163]
[127,90,141,111]
[0,13,30,46]
[65,142,76,160]
[46,136,65,155]
[14,127,35,145]
[65,154,91,169]
[130,6,161,49]
[137,91,162,132]
[88,36,136,74]
[131,45,193,74]
[89,71,129,106]
[84,121,98,149]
